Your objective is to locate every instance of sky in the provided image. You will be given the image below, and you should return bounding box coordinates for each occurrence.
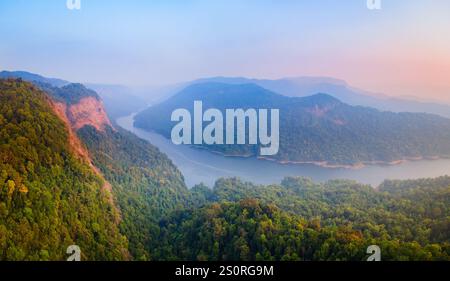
[0,0,449,102]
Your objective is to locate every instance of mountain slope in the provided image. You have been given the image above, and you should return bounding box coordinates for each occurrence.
[77,125,190,260]
[0,75,192,260]
[37,82,113,132]
[0,79,129,260]
[134,82,450,166]
[0,70,146,120]
[32,77,191,260]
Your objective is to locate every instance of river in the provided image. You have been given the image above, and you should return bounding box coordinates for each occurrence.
[117,114,450,188]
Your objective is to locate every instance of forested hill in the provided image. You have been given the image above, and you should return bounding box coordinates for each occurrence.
[0,77,192,260]
[0,79,129,260]
[0,78,191,260]
[77,125,191,260]
[157,176,450,261]
[135,82,450,166]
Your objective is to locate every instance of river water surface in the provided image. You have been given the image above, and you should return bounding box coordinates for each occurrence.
[117,114,450,188]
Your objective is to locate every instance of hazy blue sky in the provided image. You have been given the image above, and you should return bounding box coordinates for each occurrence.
[1,0,449,102]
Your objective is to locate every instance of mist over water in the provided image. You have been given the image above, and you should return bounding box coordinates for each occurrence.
[117,114,450,188]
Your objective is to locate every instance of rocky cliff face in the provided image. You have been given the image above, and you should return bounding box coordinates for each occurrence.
[51,101,92,162]
[66,96,113,131]
[0,72,114,133]
[49,94,113,162]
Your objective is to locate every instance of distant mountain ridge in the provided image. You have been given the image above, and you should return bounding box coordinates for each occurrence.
[135,82,450,167]
[0,70,70,87]
[5,70,450,119]
[143,76,450,119]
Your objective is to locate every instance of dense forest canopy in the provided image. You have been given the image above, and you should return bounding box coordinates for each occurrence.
[81,119,450,260]
[78,125,191,260]
[154,177,449,261]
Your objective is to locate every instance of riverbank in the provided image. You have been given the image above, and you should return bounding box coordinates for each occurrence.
[259,155,450,169]
[117,113,450,188]
[188,145,450,170]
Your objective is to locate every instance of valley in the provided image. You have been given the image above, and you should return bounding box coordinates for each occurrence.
[118,113,450,188]
[134,82,450,168]
[1,73,449,261]
[2,0,450,264]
